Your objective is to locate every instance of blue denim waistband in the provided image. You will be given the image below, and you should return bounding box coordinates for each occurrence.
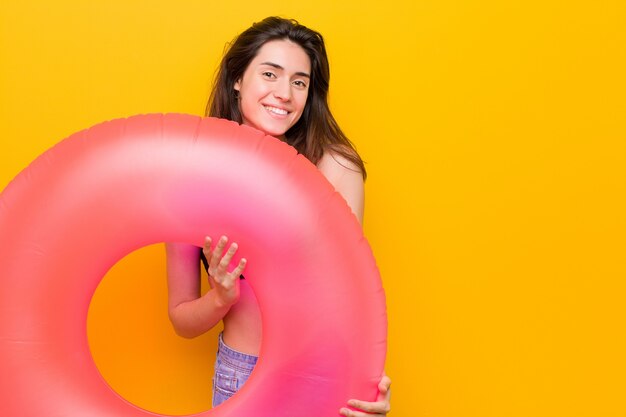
[217,333,259,372]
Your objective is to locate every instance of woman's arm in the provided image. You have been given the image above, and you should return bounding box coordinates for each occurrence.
[317,150,392,416]
[166,236,246,338]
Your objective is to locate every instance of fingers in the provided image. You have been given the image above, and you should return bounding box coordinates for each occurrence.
[339,408,358,417]
[203,236,246,280]
[340,409,374,417]
[344,399,390,415]
[203,235,226,276]
[217,241,238,275]
[232,257,247,277]
[340,403,390,417]
[203,236,213,259]
[378,375,392,400]
[341,378,392,417]
[203,236,216,275]
[210,236,228,275]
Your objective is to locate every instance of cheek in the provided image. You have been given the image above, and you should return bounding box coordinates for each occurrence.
[250,80,272,97]
[297,92,310,112]
[240,86,263,111]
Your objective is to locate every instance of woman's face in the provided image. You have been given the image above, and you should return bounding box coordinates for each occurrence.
[235,39,311,138]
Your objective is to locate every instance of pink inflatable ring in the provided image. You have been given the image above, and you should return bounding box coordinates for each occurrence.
[0,114,387,417]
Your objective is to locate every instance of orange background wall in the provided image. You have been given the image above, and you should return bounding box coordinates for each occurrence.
[1,1,625,416]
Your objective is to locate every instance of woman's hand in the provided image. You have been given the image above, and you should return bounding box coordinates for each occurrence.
[203,235,247,308]
[340,375,391,416]
[165,237,246,338]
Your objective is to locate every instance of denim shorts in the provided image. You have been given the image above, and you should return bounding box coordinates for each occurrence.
[212,333,259,408]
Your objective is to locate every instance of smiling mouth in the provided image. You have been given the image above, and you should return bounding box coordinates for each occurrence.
[264,105,289,116]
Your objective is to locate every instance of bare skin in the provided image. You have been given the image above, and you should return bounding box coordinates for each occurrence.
[166,151,364,351]
[166,38,391,415]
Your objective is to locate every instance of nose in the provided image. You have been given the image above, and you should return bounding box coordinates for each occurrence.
[273,79,292,101]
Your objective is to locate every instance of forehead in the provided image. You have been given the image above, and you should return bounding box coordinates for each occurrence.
[250,39,311,73]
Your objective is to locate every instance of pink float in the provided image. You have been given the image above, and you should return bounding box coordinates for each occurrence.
[0,114,386,417]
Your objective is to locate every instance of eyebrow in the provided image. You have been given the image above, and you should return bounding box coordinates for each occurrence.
[260,61,310,78]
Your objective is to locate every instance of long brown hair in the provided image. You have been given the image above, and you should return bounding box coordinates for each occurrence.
[206,17,366,179]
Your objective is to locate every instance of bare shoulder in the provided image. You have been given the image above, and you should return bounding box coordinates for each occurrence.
[316,149,365,224]
[316,149,363,184]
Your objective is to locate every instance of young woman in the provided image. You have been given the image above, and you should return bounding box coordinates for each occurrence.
[166,17,391,416]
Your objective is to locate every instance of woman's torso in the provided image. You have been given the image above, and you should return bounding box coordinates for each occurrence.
[222,280,263,355]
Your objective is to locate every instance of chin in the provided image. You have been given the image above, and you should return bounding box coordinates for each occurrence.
[243,117,293,138]
[258,125,290,138]
[267,130,288,138]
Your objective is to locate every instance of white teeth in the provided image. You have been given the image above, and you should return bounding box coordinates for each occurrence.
[264,106,288,115]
